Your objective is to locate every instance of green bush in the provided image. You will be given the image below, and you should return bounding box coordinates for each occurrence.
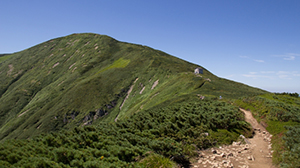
[0,98,250,167]
[140,153,176,168]
[280,126,300,168]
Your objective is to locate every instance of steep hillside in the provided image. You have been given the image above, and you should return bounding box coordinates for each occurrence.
[0,33,267,141]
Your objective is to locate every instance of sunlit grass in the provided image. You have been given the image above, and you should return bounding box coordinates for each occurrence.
[96,58,130,74]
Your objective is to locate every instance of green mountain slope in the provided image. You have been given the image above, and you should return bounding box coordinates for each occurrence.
[0,33,267,141]
[0,54,12,63]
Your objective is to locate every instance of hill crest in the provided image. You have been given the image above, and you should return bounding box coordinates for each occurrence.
[0,33,267,141]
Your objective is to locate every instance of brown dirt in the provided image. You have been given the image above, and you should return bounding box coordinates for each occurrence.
[191,109,277,168]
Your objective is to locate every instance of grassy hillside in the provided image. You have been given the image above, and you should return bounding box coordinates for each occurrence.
[0,33,266,142]
[0,54,12,63]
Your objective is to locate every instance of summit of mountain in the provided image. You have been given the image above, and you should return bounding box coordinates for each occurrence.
[0,33,267,141]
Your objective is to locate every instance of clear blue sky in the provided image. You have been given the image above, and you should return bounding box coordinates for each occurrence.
[1,0,300,93]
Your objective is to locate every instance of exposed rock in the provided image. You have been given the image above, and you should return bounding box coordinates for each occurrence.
[52,62,59,68]
[18,109,30,117]
[139,86,145,94]
[115,78,139,122]
[82,120,92,126]
[119,78,139,110]
[94,109,106,120]
[151,79,159,90]
[244,144,250,150]
[227,153,234,157]
[240,134,251,144]
[82,111,95,123]
[72,67,77,73]
[37,123,42,129]
[69,63,76,69]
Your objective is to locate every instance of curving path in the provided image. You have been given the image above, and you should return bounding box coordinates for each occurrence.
[191,109,277,168]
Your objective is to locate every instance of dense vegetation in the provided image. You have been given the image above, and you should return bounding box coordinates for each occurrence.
[0,33,266,141]
[235,93,300,168]
[275,92,299,98]
[0,98,251,167]
[5,32,300,168]
[1,33,299,167]
[0,54,12,63]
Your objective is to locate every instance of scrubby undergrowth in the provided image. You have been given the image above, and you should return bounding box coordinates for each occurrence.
[0,98,251,167]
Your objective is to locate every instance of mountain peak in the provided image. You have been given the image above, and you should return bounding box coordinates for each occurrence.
[0,33,266,141]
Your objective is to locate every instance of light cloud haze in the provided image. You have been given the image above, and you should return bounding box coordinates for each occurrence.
[273,53,300,61]
[254,60,264,63]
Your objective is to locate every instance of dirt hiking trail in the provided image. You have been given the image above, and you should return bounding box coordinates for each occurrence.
[191,108,277,168]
